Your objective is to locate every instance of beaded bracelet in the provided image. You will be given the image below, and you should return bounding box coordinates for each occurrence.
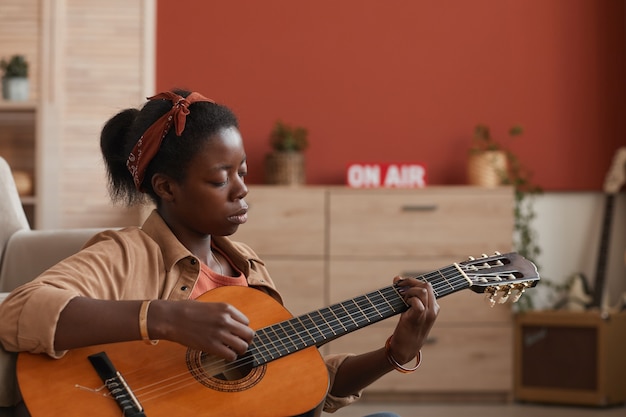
[139,300,159,345]
[384,335,421,374]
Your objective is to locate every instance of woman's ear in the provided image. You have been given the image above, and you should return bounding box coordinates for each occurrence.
[151,173,175,201]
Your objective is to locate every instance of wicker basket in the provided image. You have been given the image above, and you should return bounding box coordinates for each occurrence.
[467,150,508,187]
[264,151,306,185]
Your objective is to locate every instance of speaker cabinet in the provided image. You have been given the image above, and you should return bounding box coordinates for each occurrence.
[514,310,626,406]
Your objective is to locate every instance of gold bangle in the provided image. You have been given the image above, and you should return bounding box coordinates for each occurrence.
[385,335,421,374]
[139,300,159,345]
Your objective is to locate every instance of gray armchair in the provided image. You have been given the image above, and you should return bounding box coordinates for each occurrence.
[0,156,103,407]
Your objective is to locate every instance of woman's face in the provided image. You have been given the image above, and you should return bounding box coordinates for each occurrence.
[167,126,249,237]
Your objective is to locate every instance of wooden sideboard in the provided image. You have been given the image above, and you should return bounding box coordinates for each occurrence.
[233,185,516,401]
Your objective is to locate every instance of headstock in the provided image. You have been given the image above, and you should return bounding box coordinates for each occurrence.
[459,252,540,306]
[604,147,626,194]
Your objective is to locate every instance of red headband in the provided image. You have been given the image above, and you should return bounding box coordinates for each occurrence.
[126,91,215,190]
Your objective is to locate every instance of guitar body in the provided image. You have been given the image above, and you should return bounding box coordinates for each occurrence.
[18,286,329,417]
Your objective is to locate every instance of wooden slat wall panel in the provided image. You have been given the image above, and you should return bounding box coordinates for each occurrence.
[57,0,151,227]
[1,0,153,228]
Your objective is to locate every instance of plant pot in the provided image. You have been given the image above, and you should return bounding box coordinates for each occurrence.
[264,151,305,185]
[2,77,29,101]
[467,150,508,187]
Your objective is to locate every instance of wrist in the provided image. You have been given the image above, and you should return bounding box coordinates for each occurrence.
[385,335,422,374]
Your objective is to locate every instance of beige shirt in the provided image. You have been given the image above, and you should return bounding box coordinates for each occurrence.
[0,211,359,411]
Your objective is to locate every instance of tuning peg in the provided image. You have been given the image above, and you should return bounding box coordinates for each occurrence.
[485,287,498,307]
[468,256,476,261]
[511,285,526,303]
[498,286,512,303]
[494,251,501,255]
[481,254,488,258]
[495,260,504,266]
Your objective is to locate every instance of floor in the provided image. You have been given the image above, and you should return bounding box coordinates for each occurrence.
[323,401,626,417]
[2,402,625,417]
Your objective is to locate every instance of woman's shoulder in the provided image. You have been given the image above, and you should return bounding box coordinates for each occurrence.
[81,226,160,255]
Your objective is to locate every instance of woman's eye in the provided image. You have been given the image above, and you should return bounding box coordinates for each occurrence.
[211,179,228,187]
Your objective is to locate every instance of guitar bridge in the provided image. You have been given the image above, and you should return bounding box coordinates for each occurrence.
[88,352,146,417]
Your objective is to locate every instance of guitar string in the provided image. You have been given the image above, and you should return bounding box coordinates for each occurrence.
[124,268,478,402]
[125,266,513,402]
[124,268,491,402]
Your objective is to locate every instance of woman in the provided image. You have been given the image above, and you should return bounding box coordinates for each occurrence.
[0,90,439,416]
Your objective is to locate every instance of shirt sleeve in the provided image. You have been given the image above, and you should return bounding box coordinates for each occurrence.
[322,353,363,412]
[0,228,164,358]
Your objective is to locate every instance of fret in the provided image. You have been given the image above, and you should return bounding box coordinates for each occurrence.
[337,301,359,329]
[290,317,316,346]
[435,269,457,293]
[309,309,336,339]
[297,314,324,342]
[262,323,291,357]
[360,292,387,319]
[344,298,372,327]
[283,318,309,348]
[321,307,344,336]
[328,304,350,333]
[274,321,299,354]
[253,329,280,363]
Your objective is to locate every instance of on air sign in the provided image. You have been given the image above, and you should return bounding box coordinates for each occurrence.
[346,163,427,188]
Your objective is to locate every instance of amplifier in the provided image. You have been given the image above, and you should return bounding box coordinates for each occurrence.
[514,310,626,406]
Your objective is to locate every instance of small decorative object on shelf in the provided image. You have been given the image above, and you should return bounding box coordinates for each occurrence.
[346,162,427,188]
[467,124,522,187]
[11,170,34,196]
[1,54,30,101]
[264,120,308,185]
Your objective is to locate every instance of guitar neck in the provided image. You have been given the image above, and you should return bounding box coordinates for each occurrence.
[590,193,615,308]
[249,263,470,367]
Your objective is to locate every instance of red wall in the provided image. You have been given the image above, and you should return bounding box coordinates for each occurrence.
[156,0,626,190]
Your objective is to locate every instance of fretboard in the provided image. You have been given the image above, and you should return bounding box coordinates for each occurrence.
[248,262,470,367]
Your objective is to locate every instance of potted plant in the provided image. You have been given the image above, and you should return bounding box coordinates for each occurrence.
[1,54,29,101]
[467,124,522,187]
[264,120,309,185]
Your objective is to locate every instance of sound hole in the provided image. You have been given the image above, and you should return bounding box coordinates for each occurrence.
[186,349,266,392]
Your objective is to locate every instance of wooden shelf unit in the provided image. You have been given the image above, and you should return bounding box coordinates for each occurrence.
[0,101,38,227]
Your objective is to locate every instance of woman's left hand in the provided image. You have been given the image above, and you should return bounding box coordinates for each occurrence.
[388,276,440,364]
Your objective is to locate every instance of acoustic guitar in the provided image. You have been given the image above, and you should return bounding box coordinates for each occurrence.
[554,147,626,311]
[588,147,626,309]
[17,252,539,417]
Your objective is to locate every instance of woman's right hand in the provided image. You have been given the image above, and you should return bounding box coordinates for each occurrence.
[150,300,255,361]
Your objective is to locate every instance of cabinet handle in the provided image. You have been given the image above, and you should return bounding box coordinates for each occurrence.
[401,204,438,212]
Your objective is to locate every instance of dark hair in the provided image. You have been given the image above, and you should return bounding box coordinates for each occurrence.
[100,89,239,206]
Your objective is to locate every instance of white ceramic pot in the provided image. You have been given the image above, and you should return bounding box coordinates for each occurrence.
[2,77,29,101]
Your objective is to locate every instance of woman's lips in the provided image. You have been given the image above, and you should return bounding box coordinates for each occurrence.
[228,208,248,224]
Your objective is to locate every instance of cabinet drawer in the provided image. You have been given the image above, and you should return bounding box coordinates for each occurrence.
[328,187,514,258]
[329,260,513,325]
[326,323,513,393]
[233,186,326,256]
